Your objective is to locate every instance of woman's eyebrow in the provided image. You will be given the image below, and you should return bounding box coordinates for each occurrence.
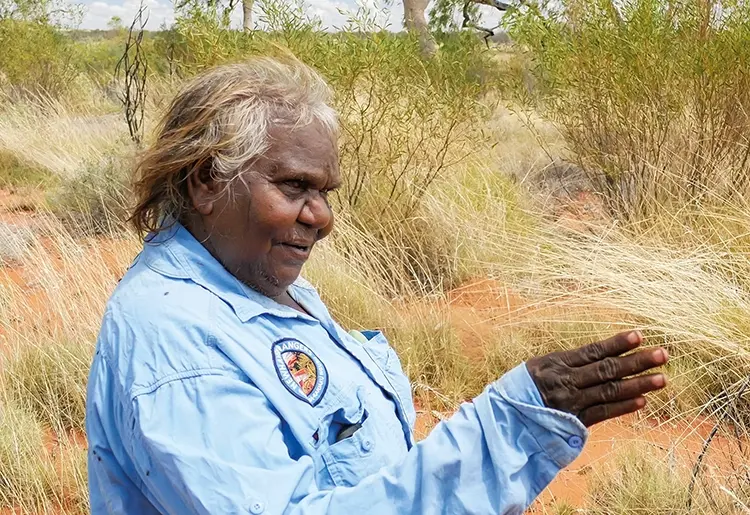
[271,167,306,181]
[286,168,334,186]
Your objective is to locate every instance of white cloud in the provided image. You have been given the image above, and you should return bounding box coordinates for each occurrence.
[80,0,175,29]
[307,0,348,27]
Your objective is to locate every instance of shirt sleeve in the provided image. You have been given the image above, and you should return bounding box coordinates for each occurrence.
[126,363,587,515]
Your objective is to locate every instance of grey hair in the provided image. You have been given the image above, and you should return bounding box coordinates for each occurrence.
[129,56,339,235]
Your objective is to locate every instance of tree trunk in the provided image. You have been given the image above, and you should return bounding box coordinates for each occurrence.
[403,0,437,58]
[242,0,253,31]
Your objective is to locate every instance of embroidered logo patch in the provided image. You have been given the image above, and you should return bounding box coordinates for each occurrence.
[272,338,328,406]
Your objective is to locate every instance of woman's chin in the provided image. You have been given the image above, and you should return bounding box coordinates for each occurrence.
[255,266,303,298]
[277,268,303,291]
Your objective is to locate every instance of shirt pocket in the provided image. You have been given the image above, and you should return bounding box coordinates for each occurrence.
[318,389,399,488]
[320,411,390,487]
[358,330,417,431]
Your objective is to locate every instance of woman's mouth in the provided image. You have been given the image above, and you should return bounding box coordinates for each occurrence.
[277,242,312,260]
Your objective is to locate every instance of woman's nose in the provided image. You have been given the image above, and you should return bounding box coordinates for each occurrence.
[298,192,333,230]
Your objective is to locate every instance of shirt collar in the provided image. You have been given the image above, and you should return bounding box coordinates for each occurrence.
[140,221,317,323]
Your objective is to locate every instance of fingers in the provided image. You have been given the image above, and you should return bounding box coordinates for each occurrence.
[528,329,669,427]
[561,331,643,367]
[581,373,667,405]
[579,397,647,427]
[575,347,670,388]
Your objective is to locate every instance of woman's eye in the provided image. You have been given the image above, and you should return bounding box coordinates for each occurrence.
[285,180,305,190]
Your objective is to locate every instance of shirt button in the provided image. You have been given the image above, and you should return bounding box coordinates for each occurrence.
[568,435,584,449]
[249,501,265,514]
[361,439,373,453]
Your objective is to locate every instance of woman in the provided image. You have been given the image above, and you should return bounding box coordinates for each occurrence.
[85,57,669,514]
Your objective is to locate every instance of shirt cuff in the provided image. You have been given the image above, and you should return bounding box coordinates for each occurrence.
[492,363,589,469]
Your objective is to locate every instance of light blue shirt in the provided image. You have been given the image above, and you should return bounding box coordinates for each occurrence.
[85,222,588,514]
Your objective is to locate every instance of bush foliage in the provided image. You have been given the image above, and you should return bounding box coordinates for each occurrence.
[509,0,750,220]
[0,19,78,96]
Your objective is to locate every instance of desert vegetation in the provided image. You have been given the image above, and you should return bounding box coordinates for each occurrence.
[1,0,750,512]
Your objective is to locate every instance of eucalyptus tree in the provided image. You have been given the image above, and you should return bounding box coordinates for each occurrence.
[403,0,513,56]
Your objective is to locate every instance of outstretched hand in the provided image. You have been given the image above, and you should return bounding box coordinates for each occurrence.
[525,331,669,427]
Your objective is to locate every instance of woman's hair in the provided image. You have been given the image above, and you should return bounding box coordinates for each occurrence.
[129,56,338,236]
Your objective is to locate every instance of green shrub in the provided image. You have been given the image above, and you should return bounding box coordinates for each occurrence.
[72,35,127,82]
[0,19,78,96]
[509,0,750,221]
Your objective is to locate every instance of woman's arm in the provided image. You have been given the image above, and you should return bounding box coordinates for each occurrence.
[117,364,585,515]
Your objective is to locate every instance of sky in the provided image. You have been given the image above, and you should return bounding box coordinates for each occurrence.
[78,0,503,32]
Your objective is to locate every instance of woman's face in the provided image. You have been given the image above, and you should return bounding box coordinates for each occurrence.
[187,119,340,299]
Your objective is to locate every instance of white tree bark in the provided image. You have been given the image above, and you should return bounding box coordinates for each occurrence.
[403,0,438,58]
[242,0,253,31]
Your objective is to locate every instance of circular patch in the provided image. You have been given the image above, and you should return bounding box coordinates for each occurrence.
[272,338,328,406]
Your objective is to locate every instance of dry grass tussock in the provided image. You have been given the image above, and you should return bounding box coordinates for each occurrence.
[0,214,134,512]
[581,439,750,515]
[2,55,750,515]
[0,398,88,513]
[506,209,750,423]
[0,97,127,180]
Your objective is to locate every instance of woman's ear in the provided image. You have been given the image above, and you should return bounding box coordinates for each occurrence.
[186,163,217,216]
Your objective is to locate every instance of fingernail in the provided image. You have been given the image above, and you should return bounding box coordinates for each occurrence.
[627,331,642,344]
[653,348,668,362]
[654,374,666,387]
